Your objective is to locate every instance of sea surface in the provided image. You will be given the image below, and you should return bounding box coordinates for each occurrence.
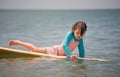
[0,10,120,77]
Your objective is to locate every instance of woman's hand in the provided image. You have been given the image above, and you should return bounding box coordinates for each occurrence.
[67,55,77,59]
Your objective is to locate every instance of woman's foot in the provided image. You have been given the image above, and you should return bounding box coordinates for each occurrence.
[8,40,21,46]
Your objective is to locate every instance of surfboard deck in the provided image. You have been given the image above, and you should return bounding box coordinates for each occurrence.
[0,47,109,61]
[0,47,66,58]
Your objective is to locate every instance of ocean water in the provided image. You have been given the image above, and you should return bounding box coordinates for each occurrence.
[0,10,120,77]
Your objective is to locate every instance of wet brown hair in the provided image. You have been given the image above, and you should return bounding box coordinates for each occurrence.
[72,21,87,36]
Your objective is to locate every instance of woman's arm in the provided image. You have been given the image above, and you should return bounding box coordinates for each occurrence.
[62,32,73,56]
[78,38,85,58]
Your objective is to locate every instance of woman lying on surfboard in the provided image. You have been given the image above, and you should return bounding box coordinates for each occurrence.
[8,21,87,59]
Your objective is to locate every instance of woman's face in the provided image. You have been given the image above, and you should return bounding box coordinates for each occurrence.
[74,28,83,40]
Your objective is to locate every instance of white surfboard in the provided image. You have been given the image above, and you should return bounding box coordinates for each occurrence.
[0,47,108,61]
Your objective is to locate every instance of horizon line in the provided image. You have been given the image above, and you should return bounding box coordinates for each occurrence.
[0,8,120,10]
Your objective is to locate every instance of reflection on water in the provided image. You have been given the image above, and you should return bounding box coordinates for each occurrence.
[0,57,118,77]
[0,58,87,77]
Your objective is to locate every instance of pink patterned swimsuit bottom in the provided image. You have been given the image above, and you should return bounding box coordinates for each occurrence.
[44,45,64,56]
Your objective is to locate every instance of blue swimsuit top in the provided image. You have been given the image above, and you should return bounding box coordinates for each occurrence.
[62,31,85,58]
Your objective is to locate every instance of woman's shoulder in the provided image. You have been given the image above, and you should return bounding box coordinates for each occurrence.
[78,38,84,43]
[64,31,74,39]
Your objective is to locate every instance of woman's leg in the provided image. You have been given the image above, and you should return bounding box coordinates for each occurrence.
[8,40,46,53]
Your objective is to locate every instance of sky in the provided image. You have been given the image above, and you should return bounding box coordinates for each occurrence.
[0,0,120,10]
